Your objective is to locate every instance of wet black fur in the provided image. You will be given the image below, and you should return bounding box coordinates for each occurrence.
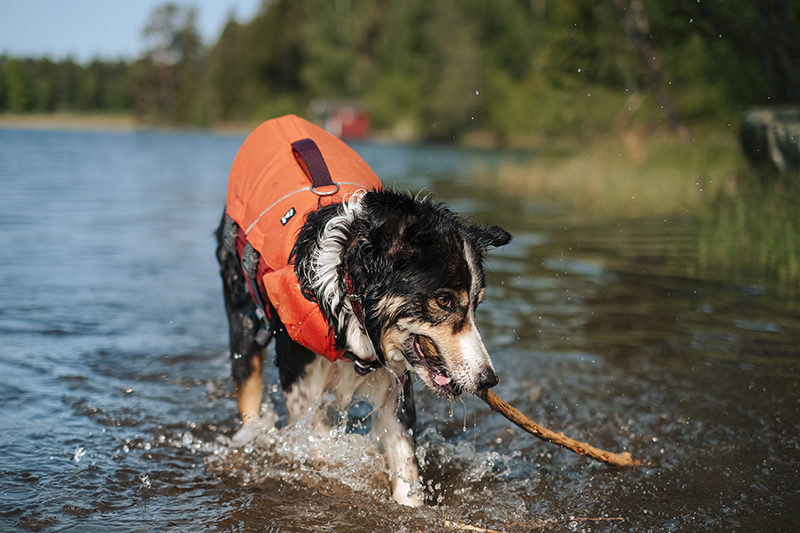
[292,190,511,362]
[215,211,264,386]
[216,211,316,394]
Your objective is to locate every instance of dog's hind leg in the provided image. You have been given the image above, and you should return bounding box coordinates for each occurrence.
[216,213,265,427]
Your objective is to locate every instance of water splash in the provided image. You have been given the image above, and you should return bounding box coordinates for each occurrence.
[72,445,86,462]
[144,395,527,509]
[204,398,393,500]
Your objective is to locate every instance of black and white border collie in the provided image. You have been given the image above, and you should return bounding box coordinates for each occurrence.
[216,189,510,506]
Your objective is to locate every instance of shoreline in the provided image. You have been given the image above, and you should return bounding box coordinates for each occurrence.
[0,112,506,146]
[0,112,261,136]
[0,112,142,132]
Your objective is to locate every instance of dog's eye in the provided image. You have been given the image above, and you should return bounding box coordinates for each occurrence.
[436,294,452,309]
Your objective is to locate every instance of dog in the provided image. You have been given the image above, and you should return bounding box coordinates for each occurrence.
[215,115,510,506]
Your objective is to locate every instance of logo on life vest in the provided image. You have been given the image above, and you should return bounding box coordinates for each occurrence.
[280,207,296,226]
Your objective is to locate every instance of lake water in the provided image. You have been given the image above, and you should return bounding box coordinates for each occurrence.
[0,127,797,532]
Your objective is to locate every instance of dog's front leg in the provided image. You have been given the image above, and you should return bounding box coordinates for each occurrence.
[374,405,422,506]
[235,349,264,425]
[217,214,268,431]
[228,348,270,446]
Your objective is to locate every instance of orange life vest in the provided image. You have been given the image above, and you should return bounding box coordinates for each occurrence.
[225,115,382,361]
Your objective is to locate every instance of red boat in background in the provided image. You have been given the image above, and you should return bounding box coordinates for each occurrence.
[309,99,371,140]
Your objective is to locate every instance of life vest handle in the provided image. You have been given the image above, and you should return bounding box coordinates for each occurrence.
[291,138,340,195]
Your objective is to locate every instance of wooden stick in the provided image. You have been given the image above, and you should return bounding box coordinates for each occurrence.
[476,389,641,467]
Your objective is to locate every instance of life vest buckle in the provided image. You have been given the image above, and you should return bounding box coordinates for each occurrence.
[222,214,238,254]
[255,325,271,347]
[241,243,260,279]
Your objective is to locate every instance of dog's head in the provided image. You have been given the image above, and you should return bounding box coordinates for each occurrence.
[345,191,511,398]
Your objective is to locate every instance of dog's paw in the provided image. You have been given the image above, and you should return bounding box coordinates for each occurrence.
[392,479,423,507]
[230,423,259,447]
[230,416,276,447]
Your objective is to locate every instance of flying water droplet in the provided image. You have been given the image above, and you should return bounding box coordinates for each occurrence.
[73,446,86,462]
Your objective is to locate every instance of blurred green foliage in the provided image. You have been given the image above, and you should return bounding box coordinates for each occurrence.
[0,0,797,141]
[698,170,800,288]
[0,56,132,114]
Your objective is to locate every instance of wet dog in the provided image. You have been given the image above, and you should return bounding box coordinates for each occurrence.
[215,116,509,506]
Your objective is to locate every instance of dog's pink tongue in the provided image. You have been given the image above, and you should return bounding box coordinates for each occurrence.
[434,375,451,386]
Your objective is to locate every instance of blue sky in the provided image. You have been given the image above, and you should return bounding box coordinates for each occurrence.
[0,0,263,62]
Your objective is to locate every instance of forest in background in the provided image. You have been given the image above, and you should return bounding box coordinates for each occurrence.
[0,0,798,145]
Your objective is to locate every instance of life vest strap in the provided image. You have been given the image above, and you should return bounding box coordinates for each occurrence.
[225,213,273,347]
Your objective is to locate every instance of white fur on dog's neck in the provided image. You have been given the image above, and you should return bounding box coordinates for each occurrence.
[308,191,377,361]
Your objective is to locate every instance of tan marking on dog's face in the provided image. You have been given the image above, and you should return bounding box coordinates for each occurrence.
[376,295,408,324]
[378,293,496,397]
[371,239,498,397]
[475,287,485,308]
[380,327,408,366]
[419,288,472,334]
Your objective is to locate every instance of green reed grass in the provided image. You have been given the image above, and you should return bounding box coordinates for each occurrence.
[482,131,800,289]
[480,130,740,217]
[697,172,800,290]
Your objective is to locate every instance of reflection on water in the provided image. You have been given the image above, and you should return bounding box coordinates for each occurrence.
[0,128,797,532]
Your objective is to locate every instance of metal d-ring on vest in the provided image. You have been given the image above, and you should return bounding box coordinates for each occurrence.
[292,139,382,375]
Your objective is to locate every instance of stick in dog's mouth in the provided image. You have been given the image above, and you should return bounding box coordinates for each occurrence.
[411,339,640,465]
[413,335,456,390]
[476,388,641,467]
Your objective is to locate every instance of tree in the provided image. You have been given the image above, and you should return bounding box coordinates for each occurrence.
[5,58,30,112]
[302,0,371,98]
[676,0,800,104]
[206,17,250,121]
[140,3,204,123]
[419,0,482,141]
[612,0,690,139]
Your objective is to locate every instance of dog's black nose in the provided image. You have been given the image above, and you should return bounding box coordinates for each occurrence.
[476,368,499,390]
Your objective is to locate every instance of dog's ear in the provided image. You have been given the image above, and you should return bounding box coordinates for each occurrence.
[375,207,407,255]
[470,224,511,252]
